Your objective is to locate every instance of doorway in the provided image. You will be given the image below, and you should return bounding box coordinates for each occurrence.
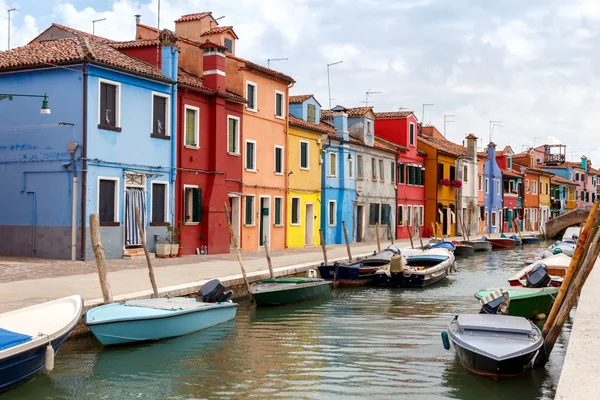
[305,203,314,246]
[443,207,449,236]
[357,205,364,242]
[259,196,270,248]
[228,195,241,249]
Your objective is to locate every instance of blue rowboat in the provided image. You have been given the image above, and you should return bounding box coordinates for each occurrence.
[429,241,456,252]
[1,295,83,393]
[85,297,238,346]
[520,236,539,245]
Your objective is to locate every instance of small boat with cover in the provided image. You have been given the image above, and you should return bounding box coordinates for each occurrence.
[508,253,571,287]
[452,241,475,256]
[373,248,455,287]
[542,240,576,258]
[426,240,456,252]
[520,235,539,245]
[487,237,516,250]
[249,277,332,306]
[442,314,543,380]
[461,237,492,252]
[0,295,83,393]
[86,280,238,346]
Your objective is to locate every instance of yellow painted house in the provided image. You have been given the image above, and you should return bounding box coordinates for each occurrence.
[538,173,553,228]
[286,95,330,248]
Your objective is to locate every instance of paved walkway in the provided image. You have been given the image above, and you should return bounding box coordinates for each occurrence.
[0,238,439,313]
[554,257,600,399]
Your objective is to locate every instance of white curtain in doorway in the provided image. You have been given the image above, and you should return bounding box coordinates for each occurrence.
[126,187,146,246]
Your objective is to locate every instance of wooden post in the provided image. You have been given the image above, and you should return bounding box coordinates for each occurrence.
[224,202,253,301]
[375,223,381,252]
[89,214,113,304]
[407,225,414,249]
[388,221,394,245]
[134,207,159,298]
[514,218,523,241]
[264,239,275,279]
[319,229,328,266]
[431,222,437,242]
[342,221,352,261]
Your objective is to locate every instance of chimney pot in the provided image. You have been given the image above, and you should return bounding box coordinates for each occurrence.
[135,14,141,25]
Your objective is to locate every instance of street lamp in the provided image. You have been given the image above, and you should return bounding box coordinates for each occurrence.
[327,61,343,113]
[0,93,51,114]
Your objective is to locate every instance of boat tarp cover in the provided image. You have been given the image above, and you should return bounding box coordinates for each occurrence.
[124,299,214,311]
[456,314,532,335]
[0,327,32,350]
[260,278,324,284]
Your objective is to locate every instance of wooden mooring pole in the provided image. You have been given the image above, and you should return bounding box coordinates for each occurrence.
[264,239,275,279]
[319,229,328,266]
[224,202,253,302]
[535,201,600,367]
[89,214,113,304]
[342,221,352,261]
[407,225,414,249]
[388,221,394,245]
[514,218,523,242]
[375,223,381,252]
[135,207,159,298]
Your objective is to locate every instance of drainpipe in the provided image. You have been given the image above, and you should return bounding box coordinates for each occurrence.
[68,141,79,261]
[170,73,178,224]
[285,82,294,248]
[80,63,88,260]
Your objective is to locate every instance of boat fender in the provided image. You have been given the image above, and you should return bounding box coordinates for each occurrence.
[553,247,563,255]
[45,343,54,372]
[441,331,450,350]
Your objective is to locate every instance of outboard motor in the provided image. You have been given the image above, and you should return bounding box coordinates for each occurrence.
[198,279,233,303]
[479,296,504,315]
[479,288,510,315]
[526,264,551,288]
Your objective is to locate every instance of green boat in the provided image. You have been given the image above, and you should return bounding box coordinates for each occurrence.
[474,287,559,319]
[249,278,333,306]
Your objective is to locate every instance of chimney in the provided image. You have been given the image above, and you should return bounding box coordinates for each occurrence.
[135,14,141,25]
[582,155,588,170]
[201,41,226,93]
[487,142,497,162]
[333,110,349,142]
[466,134,478,160]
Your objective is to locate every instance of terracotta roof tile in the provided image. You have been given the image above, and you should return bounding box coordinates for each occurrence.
[289,94,314,104]
[375,135,408,152]
[418,135,467,157]
[175,12,212,23]
[344,106,374,117]
[111,39,159,49]
[200,26,239,39]
[567,161,586,170]
[477,151,488,159]
[501,168,521,178]
[289,115,333,134]
[465,133,478,140]
[178,68,246,103]
[229,55,294,84]
[374,110,415,119]
[551,175,577,186]
[543,163,571,169]
[513,163,555,176]
[321,109,333,119]
[44,23,115,44]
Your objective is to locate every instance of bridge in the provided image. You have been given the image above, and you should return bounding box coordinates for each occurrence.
[545,209,589,239]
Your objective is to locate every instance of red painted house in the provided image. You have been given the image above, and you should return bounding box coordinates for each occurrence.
[375,111,426,239]
[496,146,522,232]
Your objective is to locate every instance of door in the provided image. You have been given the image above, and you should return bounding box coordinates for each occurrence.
[305,203,314,246]
[357,205,364,242]
[443,207,449,236]
[125,187,146,247]
[229,196,241,249]
[499,209,503,232]
[259,197,270,247]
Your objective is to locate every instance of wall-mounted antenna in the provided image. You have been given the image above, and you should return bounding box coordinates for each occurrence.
[267,58,288,68]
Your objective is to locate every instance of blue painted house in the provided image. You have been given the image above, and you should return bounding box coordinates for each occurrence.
[320,107,357,245]
[483,142,503,233]
[0,24,178,260]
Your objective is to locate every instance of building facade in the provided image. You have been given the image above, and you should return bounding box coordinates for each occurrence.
[483,143,503,233]
[496,146,522,232]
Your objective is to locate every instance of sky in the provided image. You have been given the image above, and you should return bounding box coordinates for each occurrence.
[1,0,600,162]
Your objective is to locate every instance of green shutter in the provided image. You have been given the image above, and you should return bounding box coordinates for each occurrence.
[307,104,316,123]
[301,143,308,168]
[228,118,237,153]
[186,109,196,146]
[245,197,253,225]
[275,198,281,225]
[192,188,202,222]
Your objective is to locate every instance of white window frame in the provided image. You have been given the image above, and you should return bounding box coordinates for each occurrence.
[485,178,489,194]
[246,80,258,112]
[478,174,483,192]
[183,184,200,225]
[97,176,120,223]
[419,206,424,226]
[274,196,284,226]
[409,122,415,146]
[526,179,530,194]
[98,78,121,128]
[496,180,500,195]
[407,205,413,227]
[329,152,337,177]
[227,115,240,156]
[348,156,354,179]
[328,200,337,226]
[273,145,284,175]
[299,140,310,170]
[150,92,170,137]
[290,196,301,226]
[244,194,256,226]
[398,204,404,226]
[150,180,169,223]
[492,211,498,227]
[533,180,538,195]
[183,105,200,149]
[274,90,285,119]
[245,139,257,172]
[366,120,373,136]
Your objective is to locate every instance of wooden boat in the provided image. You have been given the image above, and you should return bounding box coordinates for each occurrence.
[520,235,539,245]
[318,246,399,286]
[487,237,516,250]
[86,280,238,346]
[452,241,475,256]
[249,278,332,306]
[427,240,456,252]
[0,295,83,393]
[461,238,492,252]
[508,254,571,287]
[474,287,559,319]
[373,248,455,287]
[443,314,543,380]
[542,241,575,258]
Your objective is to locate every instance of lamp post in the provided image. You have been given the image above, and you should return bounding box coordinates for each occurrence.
[421,103,434,134]
[7,8,17,50]
[92,18,106,35]
[327,61,343,113]
[0,93,51,114]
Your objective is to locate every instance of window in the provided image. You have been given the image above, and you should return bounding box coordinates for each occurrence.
[329,152,337,177]
[546,183,549,195]
[463,166,468,182]
[328,201,336,226]
[98,178,118,224]
[492,212,497,226]
[228,116,240,155]
[409,123,415,146]
[419,206,424,226]
[531,157,534,166]
[291,197,300,225]
[184,186,202,223]
[357,155,364,179]
[381,204,391,224]
[184,105,200,147]
[509,181,515,193]
[366,120,373,135]
[407,205,412,227]
[397,205,404,226]
[438,163,444,180]
[274,145,284,175]
[307,104,316,123]
[274,197,283,226]
[151,182,168,223]
[575,173,579,181]
[224,38,233,53]
[449,166,456,182]
[485,178,489,193]
[349,156,354,179]
[508,157,512,170]
[99,80,120,129]
[379,160,384,181]
[478,175,483,191]
[532,180,538,195]
[245,140,256,171]
[369,203,381,225]
[275,91,284,118]
[398,163,405,184]
[151,93,169,137]
[496,180,500,195]
[244,195,255,225]
[391,161,395,183]
[246,81,257,111]
[300,141,309,170]
[371,158,377,180]
[526,179,530,194]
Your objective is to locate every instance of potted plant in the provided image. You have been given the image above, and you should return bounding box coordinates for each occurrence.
[440,178,451,187]
[155,230,170,258]
[166,222,181,257]
[451,179,463,188]
[176,220,185,257]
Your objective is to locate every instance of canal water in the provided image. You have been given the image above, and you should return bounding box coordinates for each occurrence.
[6,244,572,400]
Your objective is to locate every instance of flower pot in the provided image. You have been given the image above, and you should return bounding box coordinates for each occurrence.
[177,245,183,257]
[156,243,170,258]
[170,244,179,257]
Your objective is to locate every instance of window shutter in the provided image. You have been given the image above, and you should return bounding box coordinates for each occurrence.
[301,143,308,168]
[192,188,202,222]
[152,184,166,223]
[186,109,196,145]
[398,163,404,183]
[228,118,236,153]
[307,104,316,123]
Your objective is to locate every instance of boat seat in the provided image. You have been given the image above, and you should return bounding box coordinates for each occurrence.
[0,327,32,351]
[124,299,214,311]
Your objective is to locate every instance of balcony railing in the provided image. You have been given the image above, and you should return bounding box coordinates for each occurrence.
[545,154,565,164]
